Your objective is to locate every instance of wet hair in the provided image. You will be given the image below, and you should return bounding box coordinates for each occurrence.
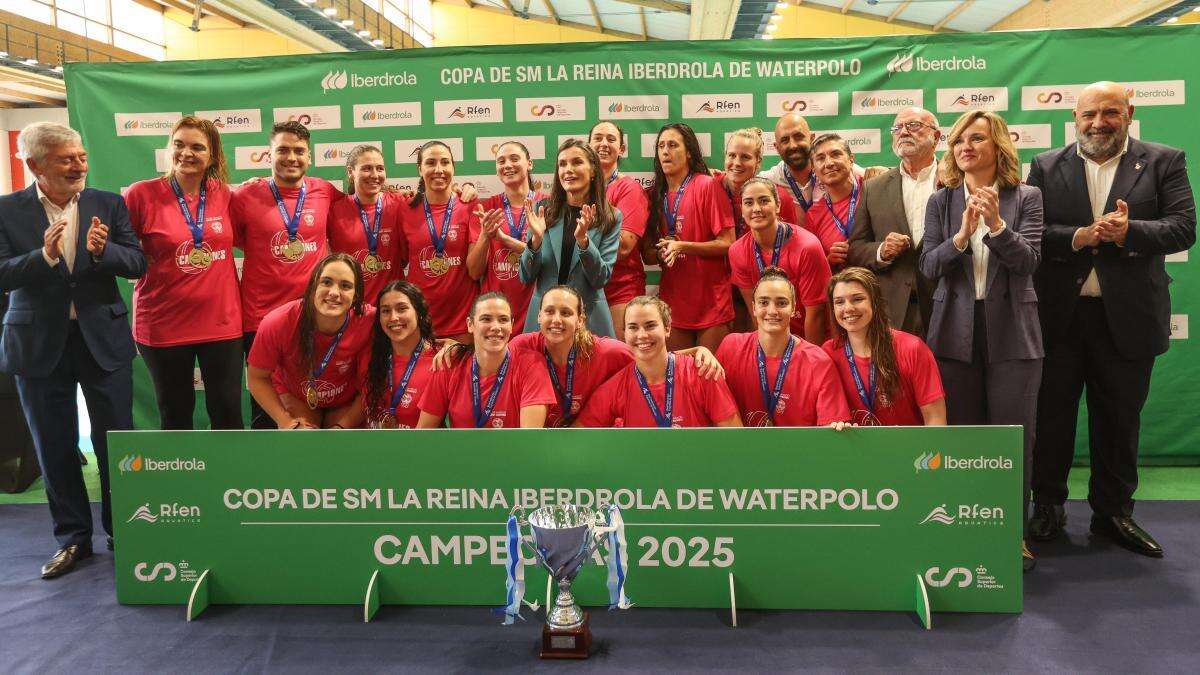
[165,115,228,184]
[740,176,781,207]
[588,120,627,167]
[540,285,595,360]
[626,294,672,329]
[409,140,455,207]
[646,123,711,243]
[298,252,364,377]
[364,281,435,421]
[726,126,765,160]
[470,291,511,319]
[753,265,796,303]
[827,267,899,408]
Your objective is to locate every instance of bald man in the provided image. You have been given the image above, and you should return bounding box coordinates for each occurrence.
[1028,81,1195,558]
[760,112,863,212]
[847,108,941,336]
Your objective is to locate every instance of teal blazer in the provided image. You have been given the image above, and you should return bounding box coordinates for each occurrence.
[518,206,622,337]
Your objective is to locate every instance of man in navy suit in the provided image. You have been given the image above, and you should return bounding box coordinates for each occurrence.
[0,122,145,578]
[1028,82,1196,557]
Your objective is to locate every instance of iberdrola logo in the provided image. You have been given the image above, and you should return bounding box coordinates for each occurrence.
[362,111,378,121]
[886,51,914,75]
[119,454,144,473]
[124,120,139,130]
[608,102,624,113]
[914,451,943,472]
[321,69,348,94]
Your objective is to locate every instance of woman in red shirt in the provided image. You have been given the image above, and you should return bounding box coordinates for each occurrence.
[467,141,543,333]
[643,123,735,352]
[125,115,243,429]
[328,145,405,303]
[716,268,849,427]
[417,292,555,428]
[576,296,741,428]
[588,120,650,341]
[716,127,802,239]
[398,141,477,343]
[362,280,437,429]
[821,267,946,426]
[247,253,374,429]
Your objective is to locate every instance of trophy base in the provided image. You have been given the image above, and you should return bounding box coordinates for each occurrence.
[540,614,592,659]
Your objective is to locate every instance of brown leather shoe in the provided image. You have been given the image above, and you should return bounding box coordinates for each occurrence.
[41,544,93,579]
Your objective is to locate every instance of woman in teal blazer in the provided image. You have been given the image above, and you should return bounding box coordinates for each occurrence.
[518,139,622,337]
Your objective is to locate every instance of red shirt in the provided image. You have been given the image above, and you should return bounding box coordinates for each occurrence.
[398,197,477,338]
[418,348,555,428]
[655,173,735,330]
[247,300,376,409]
[365,347,437,429]
[509,332,634,427]
[605,175,650,305]
[468,192,544,332]
[232,177,339,332]
[821,329,944,426]
[715,332,850,427]
[728,223,831,336]
[803,178,862,266]
[576,354,739,428]
[712,171,803,239]
[125,178,241,347]
[328,192,406,304]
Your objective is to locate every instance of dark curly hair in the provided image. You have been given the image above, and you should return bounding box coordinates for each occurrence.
[364,281,435,420]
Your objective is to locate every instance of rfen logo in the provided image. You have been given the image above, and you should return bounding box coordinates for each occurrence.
[235,146,272,170]
[434,99,502,124]
[936,87,1008,113]
[516,97,585,122]
[353,102,421,128]
[115,112,181,137]
[273,105,341,130]
[394,138,465,164]
[766,92,838,117]
[682,94,753,119]
[194,109,262,134]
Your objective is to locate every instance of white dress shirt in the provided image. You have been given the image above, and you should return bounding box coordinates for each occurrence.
[1074,137,1130,297]
[878,160,938,264]
[952,184,1006,300]
[36,183,81,319]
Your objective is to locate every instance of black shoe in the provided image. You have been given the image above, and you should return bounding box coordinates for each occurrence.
[1029,503,1066,541]
[106,536,114,551]
[1022,540,1036,573]
[1090,515,1164,558]
[41,544,93,579]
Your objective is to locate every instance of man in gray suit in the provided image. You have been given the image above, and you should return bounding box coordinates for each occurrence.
[848,108,941,337]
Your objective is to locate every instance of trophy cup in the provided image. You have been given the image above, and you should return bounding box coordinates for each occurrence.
[500,503,632,659]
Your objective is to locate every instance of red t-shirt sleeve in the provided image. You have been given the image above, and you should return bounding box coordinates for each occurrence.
[612,181,649,238]
[812,354,852,425]
[701,177,734,238]
[903,333,945,407]
[418,364,452,418]
[728,238,754,290]
[246,310,287,372]
[516,352,557,408]
[700,371,740,424]
[795,232,833,308]
[230,188,247,250]
[576,371,621,427]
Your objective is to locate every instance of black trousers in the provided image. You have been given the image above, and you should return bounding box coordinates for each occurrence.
[14,323,132,548]
[1033,298,1155,517]
[937,301,1042,535]
[137,337,244,430]
[242,332,276,430]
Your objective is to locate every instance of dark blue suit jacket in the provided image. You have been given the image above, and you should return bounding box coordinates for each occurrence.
[0,184,146,377]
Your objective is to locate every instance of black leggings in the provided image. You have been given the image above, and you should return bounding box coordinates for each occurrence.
[137,337,245,430]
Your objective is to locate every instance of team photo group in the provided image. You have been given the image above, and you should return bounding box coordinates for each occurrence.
[0,76,1193,580]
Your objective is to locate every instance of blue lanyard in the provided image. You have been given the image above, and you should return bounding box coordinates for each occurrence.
[355,196,384,255]
[721,181,744,235]
[388,342,424,412]
[753,224,790,274]
[758,338,795,425]
[501,193,532,240]
[168,177,206,247]
[422,197,456,256]
[634,353,675,428]
[312,314,350,380]
[662,173,693,238]
[825,180,860,239]
[268,179,307,241]
[607,171,620,186]
[784,170,816,211]
[544,347,577,423]
[472,352,511,428]
[843,341,876,412]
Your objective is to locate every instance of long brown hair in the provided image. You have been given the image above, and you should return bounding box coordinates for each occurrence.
[540,285,595,360]
[364,281,435,420]
[408,140,455,207]
[298,253,365,376]
[938,110,1021,189]
[827,267,900,407]
[646,123,711,244]
[164,115,228,184]
[544,139,616,234]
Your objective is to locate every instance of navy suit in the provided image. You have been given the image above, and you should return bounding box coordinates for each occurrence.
[1028,139,1196,516]
[0,184,145,549]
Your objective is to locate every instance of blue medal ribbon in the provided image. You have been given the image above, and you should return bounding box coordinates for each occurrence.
[388,342,425,414]
[662,173,693,239]
[423,196,456,256]
[472,351,511,428]
[753,224,790,274]
[268,179,307,242]
[501,192,532,240]
[843,341,876,413]
[757,338,795,425]
[499,514,526,624]
[825,179,860,239]
[784,170,816,211]
[355,195,384,256]
[544,346,577,424]
[607,170,620,186]
[634,353,675,428]
[168,177,206,248]
[721,181,745,236]
[312,314,351,382]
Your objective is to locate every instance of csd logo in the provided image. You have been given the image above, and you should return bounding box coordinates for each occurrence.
[924,566,973,588]
[250,151,270,163]
[781,100,807,113]
[287,114,313,125]
[134,562,177,582]
[1036,92,1063,104]
[530,105,556,116]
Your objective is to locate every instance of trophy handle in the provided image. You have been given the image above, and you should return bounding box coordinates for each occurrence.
[510,504,528,526]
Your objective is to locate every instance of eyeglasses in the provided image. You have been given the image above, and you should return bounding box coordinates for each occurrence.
[889,121,937,134]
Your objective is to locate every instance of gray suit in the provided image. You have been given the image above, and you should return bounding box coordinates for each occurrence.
[847,168,934,336]
[919,182,1044,531]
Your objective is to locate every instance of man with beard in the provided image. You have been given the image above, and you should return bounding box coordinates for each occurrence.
[760,112,863,213]
[1027,81,1195,558]
[847,108,940,337]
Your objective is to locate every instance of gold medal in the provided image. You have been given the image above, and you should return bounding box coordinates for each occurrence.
[377,412,397,429]
[505,249,521,267]
[188,247,211,269]
[428,254,449,276]
[285,238,306,261]
[363,254,382,274]
[305,382,319,409]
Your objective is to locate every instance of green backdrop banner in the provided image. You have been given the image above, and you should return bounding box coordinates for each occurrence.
[65,26,1197,461]
[109,427,1022,613]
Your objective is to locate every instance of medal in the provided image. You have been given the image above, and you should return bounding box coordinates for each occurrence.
[428,254,449,276]
[501,192,533,241]
[843,341,876,413]
[784,169,816,211]
[635,353,675,428]
[269,178,308,259]
[188,247,212,268]
[169,176,208,267]
[825,179,860,239]
[306,314,350,410]
[753,224,790,274]
[376,412,397,429]
[662,173,693,240]
[423,196,456,272]
[304,381,320,410]
[505,249,521,267]
[471,352,511,428]
[284,238,306,261]
[758,338,795,427]
[386,343,424,425]
[355,195,384,272]
[363,254,382,274]
[544,346,577,427]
